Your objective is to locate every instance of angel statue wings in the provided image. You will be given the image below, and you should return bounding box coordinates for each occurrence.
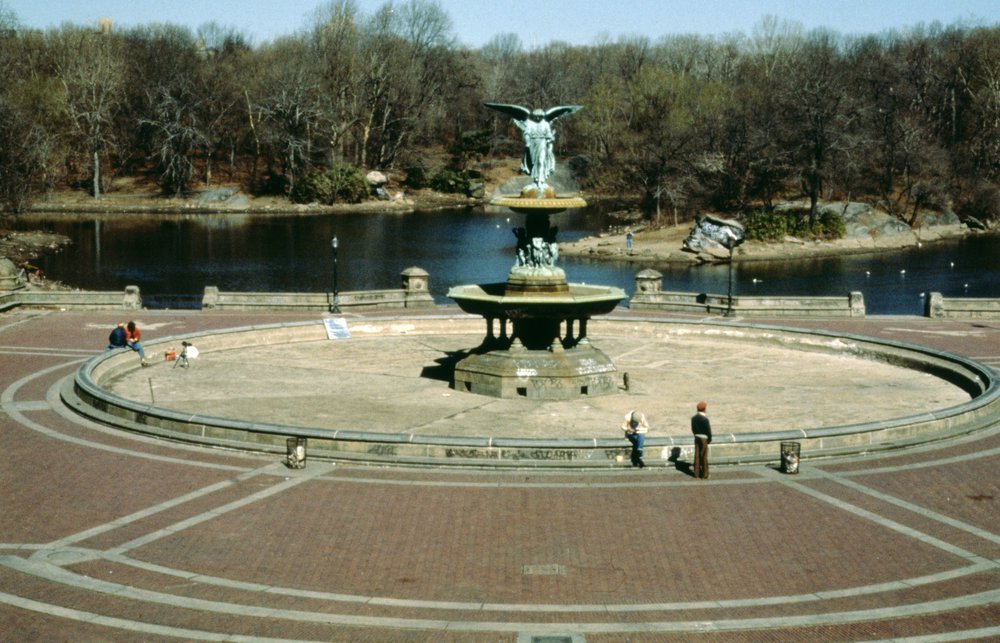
[484,103,583,190]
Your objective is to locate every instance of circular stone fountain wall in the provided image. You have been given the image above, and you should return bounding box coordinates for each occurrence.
[66,315,999,468]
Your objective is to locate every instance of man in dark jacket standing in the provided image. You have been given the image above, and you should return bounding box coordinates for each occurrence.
[691,401,712,479]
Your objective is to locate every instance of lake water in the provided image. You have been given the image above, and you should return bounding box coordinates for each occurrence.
[15,207,1000,315]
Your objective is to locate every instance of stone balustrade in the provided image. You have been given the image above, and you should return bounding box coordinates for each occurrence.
[630,269,865,317]
[9,271,1000,321]
[0,267,434,312]
[926,292,1000,319]
[0,286,143,312]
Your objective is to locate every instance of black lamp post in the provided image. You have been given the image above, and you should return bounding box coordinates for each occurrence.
[331,235,341,313]
[725,235,735,317]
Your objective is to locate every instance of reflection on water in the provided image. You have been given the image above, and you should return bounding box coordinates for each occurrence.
[15,208,1000,315]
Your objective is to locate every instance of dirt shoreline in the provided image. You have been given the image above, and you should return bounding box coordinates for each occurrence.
[16,188,478,219]
[560,221,986,264]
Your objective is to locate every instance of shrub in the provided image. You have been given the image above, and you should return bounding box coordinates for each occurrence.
[742,210,788,241]
[429,169,474,194]
[448,129,491,168]
[815,208,846,239]
[404,164,428,189]
[787,209,846,239]
[746,207,845,240]
[290,164,368,204]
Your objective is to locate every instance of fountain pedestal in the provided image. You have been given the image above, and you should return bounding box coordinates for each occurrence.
[447,196,625,400]
[446,294,622,398]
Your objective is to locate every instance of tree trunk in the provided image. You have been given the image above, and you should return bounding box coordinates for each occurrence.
[92,149,101,199]
[245,92,261,190]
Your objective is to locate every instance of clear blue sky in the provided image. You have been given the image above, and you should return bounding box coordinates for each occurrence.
[5,0,998,48]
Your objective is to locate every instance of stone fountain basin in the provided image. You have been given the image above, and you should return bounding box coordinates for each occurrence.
[447,282,626,318]
[69,315,996,466]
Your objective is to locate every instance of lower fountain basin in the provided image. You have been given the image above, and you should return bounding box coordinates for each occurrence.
[447,282,626,318]
[448,282,626,399]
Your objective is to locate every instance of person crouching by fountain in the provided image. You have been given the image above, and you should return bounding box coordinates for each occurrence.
[621,410,649,468]
[691,401,712,479]
[125,320,149,367]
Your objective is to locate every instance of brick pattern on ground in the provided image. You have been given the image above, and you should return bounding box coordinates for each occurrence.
[1,309,998,640]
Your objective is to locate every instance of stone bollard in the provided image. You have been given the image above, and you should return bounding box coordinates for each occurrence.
[401,267,434,308]
[849,291,866,317]
[401,266,429,292]
[634,269,663,295]
[202,286,220,309]
[926,292,944,318]
[123,285,142,310]
[630,269,663,308]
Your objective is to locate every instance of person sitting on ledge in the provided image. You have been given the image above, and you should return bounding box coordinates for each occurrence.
[106,322,127,351]
[621,409,649,468]
[125,320,149,367]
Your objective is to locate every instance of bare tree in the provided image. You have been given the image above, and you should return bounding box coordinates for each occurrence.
[50,26,127,198]
[778,29,858,224]
[479,32,523,101]
[0,0,17,37]
[249,38,324,193]
[0,95,48,212]
[142,82,208,196]
[195,22,252,185]
[355,0,458,169]
[310,1,362,166]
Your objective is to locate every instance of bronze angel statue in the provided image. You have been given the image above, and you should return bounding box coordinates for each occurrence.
[485,103,582,190]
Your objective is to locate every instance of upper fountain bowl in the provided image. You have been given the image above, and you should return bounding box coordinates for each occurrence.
[491,191,587,215]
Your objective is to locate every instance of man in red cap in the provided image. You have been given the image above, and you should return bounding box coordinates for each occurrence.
[691,401,712,479]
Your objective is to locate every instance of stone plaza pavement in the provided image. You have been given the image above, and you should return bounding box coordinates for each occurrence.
[1,307,999,641]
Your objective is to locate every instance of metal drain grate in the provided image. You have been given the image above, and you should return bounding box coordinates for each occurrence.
[517,634,584,643]
[521,563,566,576]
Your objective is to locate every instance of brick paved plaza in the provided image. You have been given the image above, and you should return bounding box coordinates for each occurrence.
[1,307,999,641]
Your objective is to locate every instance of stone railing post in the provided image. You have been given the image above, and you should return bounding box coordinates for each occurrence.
[635,269,662,294]
[401,267,434,308]
[849,291,866,317]
[630,269,663,308]
[926,292,944,318]
[401,266,429,292]
[123,285,142,310]
[202,286,220,309]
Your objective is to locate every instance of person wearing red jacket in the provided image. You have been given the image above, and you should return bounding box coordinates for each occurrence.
[125,320,149,366]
